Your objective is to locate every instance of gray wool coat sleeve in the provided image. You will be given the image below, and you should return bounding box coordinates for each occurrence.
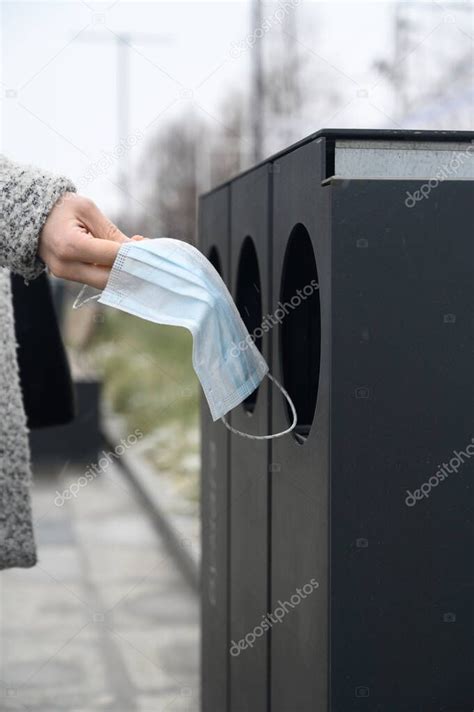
[0,155,76,280]
[0,155,75,570]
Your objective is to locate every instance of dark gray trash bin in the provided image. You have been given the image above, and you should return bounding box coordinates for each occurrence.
[199,128,474,712]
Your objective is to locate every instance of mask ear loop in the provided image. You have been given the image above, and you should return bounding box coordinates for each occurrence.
[72,284,102,310]
[220,372,297,440]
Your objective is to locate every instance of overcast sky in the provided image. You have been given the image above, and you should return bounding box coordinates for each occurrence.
[1,0,466,217]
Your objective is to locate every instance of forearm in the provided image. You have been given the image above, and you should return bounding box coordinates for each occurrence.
[0,155,76,279]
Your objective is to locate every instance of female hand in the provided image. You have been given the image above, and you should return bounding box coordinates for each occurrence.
[39,193,129,289]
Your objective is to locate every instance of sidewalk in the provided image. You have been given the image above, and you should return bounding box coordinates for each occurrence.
[0,461,200,712]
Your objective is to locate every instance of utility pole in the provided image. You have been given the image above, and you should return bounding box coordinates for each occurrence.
[78,30,172,216]
[251,0,264,163]
[283,2,301,146]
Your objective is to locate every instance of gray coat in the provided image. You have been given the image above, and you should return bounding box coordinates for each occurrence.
[0,156,75,569]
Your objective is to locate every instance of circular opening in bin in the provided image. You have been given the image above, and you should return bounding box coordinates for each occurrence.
[208,246,222,275]
[236,236,263,414]
[280,224,320,444]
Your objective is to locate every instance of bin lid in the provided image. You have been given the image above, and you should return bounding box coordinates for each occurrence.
[201,128,474,196]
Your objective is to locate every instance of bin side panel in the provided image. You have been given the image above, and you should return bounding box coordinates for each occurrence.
[229,164,271,712]
[330,179,474,711]
[199,186,231,712]
[271,138,331,712]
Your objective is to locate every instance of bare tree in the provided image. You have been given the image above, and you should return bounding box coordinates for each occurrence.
[374,2,473,129]
[136,111,208,243]
[131,98,248,246]
[209,90,248,185]
[261,4,342,155]
[130,4,345,245]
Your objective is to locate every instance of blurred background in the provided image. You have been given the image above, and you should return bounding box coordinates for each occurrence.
[0,1,472,710]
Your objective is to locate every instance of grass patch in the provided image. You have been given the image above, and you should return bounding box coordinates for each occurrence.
[86,308,200,505]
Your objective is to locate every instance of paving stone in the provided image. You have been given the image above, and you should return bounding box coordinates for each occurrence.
[1,463,199,710]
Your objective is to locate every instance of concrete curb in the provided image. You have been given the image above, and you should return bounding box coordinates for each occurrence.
[101,413,200,593]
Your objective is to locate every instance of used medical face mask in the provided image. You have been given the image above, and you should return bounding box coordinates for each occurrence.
[74,238,297,440]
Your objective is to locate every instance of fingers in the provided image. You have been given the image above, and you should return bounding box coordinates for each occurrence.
[50,260,111,290]
[77,197,129,243]
[39,193,133,289]
[72,232,122,267]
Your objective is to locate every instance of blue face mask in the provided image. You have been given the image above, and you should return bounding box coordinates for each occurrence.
[74,238,296,439]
